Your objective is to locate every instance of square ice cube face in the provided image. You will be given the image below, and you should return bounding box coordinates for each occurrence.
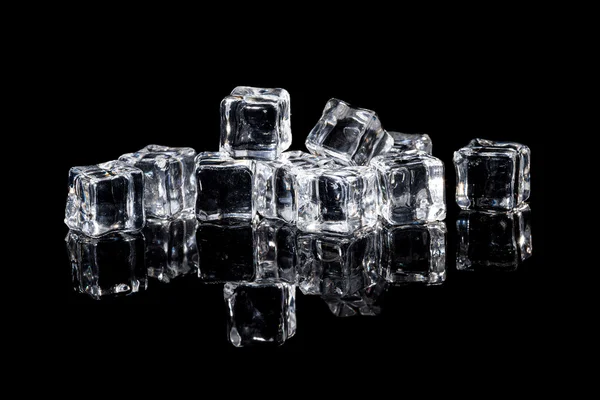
[195,152,258,221]
[143,216,198,283]
[456,205,532,271]
[224,281,296,347]
[389,131,432,154]
[255,151,336,222]
[295,166,378,234]
[371,151,446,225]
[66,230,147,300]
[196,221,255,283]
[255,219,298,283]
[305,98,393,166]
[220,86,291,160]
[296,229,378,297]
[65,161,145,237]
[454,139,531,210]
[119,145,197,219]
[379,222,447,285]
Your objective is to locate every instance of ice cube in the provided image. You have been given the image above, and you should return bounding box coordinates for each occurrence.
[296,166,378,234]
[66,230,147,300]
[220,86,291,160]
[371,150,446,225]
[389,131,432,154]
[306,98,393,166]
[454,139,531,210]
[456,204,532,271]
[224,281,296,347]
[196,221,255,283]
[195,152,257,221]
[119,145,197,219]
[296,229,378,297]
[254,219,298,283]
[323,275,389,317]
[65,161,145,237]
[379,222,447,285]
[143,216,198,283]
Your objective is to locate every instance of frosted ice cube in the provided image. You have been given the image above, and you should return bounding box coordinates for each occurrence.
[65,161,145,237]
[371,150,446,225]
[119,145,197,219]
[220,86,291,160]
[454,139,531,210]
[306,98,393,166]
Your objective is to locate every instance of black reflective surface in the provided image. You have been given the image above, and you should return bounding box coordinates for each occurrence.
[50,77,547,356]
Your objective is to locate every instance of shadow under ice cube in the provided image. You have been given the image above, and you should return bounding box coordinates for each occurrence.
[143,216,198,283]
[456,205,532,271]
[66,230,147,300]
[305,98,393,166]
[65,161,145,237]
[379,222,447,285]
[224,282,296,347]
[220,86,291,160]
[454,138,530,210]
[119,145,197,219]
[371,150,446,225]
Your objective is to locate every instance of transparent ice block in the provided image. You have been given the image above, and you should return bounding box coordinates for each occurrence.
[119,145,197,219]
[371,150,446,225]
[379,222,446,285]
[456,204,532,271]
[306,98,393,166]
[389,131,432,154]
[143,216,198,283]
[65,161,145,237]
[66,230,147,300]
[224,281,296,347]
[220,86,291,160]
[454,139,531,210]
[254,219,298,284]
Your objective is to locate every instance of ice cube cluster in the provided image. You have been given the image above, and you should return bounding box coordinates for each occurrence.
[65,86,531,346]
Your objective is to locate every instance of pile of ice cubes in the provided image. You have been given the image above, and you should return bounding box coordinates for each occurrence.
[64,86,531,346]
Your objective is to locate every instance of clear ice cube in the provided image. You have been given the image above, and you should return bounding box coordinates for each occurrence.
[255,151,336,222]
[65,161,145,237]
[224,281,296,347]
[195,152,257,221]
[220,86,291,160]
[295,166,378,234]
[371,150,446,225]
[66,230,147,300]
[389,131,432,154]
[454,138,531,210]
[379,222,447,285]
[456,205,532,271]
[196,221,255,283]
[143,216,198,283]
[296,229,378,297]
[119,145,197,219]
[305,98,393,166]
[254,219,298,284]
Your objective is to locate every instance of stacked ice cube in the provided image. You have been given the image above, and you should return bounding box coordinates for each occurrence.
[64,85,532,345]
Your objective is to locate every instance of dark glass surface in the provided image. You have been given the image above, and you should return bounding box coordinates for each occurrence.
[48,74,547,358]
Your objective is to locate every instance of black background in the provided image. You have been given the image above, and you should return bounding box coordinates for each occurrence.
[41,34,552,363]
